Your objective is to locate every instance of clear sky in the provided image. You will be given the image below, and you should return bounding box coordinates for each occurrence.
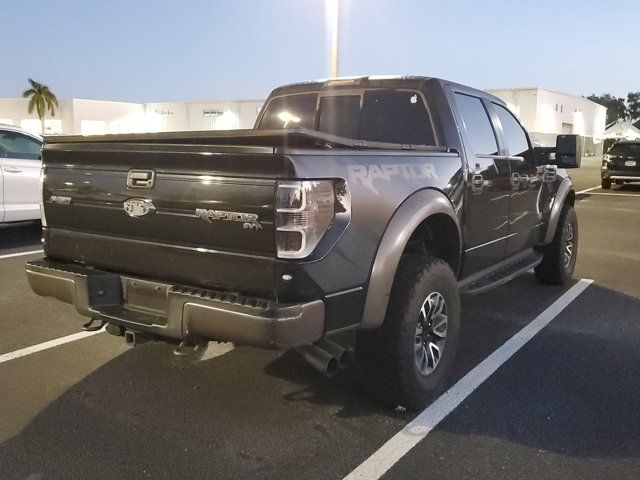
[2,0,637,102]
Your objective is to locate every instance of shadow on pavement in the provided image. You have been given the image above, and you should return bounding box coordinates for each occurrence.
[0,221,41,252]
[2,276,627,479]
[612,183,640,192]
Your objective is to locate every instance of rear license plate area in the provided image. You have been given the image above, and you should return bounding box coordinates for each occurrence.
[87,274,123,308]
[122,277,171,317]
[625,160,636,167]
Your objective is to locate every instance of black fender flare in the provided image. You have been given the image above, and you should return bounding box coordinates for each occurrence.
[543,177,574,245]
[360,189,461,329]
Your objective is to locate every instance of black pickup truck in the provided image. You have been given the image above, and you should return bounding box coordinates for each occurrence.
[26,76,580,408]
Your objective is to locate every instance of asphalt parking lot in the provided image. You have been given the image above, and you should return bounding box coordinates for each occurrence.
[1,157,639,480]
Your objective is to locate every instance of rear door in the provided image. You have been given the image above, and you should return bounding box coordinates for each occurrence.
[452,92,511,275]
[490,103,543,255]
[0,130,42,222]
[0,163,4,222]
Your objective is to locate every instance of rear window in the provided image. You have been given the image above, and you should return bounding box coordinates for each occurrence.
[609,143,640,156]
[359,90,434,145]
[318,95,360,139]
[257,94,318,130]
[258,89,436,145]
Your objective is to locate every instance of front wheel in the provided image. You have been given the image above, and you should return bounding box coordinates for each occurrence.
[535,204,578,285]
[356,256,460,410]
[601,178,611,189]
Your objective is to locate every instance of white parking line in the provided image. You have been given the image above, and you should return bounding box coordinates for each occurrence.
[576,186,600,194]
[343,278,594,480]
[200,341,235,361]
[581,192,640,198]
[0,328,105,365]
[0,249,43,260]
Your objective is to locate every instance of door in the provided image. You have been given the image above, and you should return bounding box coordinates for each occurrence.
[0,130,42,222]
[452,92,512,275]
[0,166,4,222]
[491,103,543,255]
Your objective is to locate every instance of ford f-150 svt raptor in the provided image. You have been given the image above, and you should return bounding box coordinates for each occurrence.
[26,76,580,408]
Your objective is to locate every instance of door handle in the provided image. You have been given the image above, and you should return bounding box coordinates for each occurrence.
[3,167,22,173]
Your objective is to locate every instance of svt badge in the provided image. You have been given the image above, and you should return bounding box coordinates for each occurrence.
[123,198,156,217]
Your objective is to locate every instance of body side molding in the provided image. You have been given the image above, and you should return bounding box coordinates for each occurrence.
[360,189,461,329]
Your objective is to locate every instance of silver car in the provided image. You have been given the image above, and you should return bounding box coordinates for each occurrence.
[0,124,43,223]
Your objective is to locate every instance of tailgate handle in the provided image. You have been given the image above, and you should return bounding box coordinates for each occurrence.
[127,170,156,189]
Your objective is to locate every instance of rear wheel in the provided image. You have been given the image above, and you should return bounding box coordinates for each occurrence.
[356,255,460,409]
[535,204,578,285]
[601,178,611,189]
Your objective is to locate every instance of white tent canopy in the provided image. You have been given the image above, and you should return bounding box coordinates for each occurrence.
[598,120,640,141]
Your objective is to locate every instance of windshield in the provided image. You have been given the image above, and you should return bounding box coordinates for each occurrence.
[609,143,640,156]
[258,89,436,145]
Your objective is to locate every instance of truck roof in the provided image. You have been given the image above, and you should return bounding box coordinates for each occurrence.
[269,76,505,105]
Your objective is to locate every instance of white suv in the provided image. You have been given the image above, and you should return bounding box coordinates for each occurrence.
[0,124,43,223]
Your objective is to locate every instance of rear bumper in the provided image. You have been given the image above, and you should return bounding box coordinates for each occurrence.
[602,169,640,181]
[25,259,324,349]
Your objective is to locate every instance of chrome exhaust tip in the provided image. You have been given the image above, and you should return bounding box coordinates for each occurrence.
[105,323,124,337]
[297,345,339,377]
[316,338,351,369]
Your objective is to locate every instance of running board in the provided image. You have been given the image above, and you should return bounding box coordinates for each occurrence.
[459,250,543,295]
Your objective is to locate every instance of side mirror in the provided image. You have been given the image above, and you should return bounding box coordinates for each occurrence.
[555,134,582,168]
[533,146,556,166]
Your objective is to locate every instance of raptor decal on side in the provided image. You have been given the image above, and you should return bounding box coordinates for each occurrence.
[195,208,263,230]
[347,163,438,195]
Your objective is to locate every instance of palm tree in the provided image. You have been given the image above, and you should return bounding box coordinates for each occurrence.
[22,79,59,134]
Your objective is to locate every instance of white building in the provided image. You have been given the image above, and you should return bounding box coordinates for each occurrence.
[0,98,264,136]
[2,87,607,155]
[0,98,146,136]
[144,100,264,132]
[486,88,607,155]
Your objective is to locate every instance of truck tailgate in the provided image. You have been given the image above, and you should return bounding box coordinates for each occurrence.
[42,142,284,297]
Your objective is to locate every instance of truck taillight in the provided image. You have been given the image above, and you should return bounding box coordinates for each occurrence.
[276,181,335,259]
[39,166,47,227]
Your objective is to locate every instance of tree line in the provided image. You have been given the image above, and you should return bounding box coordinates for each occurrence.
[587,92,640,127]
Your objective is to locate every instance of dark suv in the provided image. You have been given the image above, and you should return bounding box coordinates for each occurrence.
[602,141,640,189]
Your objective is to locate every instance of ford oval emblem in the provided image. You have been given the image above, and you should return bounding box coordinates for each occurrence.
[123,198,156,217]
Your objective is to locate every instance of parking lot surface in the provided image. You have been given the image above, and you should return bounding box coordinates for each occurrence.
[1,157,639,479]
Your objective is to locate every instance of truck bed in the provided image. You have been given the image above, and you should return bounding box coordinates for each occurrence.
[44,126,448,151]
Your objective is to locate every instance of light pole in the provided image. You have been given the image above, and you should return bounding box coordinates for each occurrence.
[329,0,340,77]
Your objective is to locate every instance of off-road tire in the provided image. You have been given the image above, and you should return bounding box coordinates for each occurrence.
[601,179,611,189]
[535,204,578,285]
[356,255,460,410]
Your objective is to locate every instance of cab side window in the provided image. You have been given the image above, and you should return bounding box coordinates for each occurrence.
[454,93,499,156]
[493,104,533,163]
[0,131,42,160]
